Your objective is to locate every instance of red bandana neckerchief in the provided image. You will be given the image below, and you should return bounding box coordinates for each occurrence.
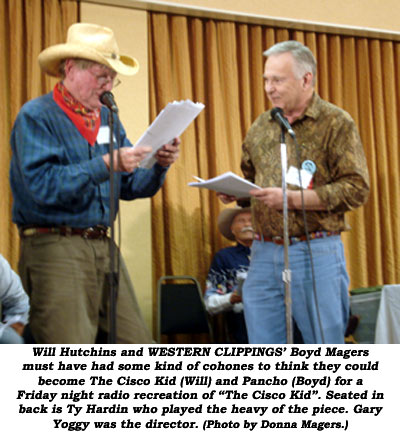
[53,82,101,146]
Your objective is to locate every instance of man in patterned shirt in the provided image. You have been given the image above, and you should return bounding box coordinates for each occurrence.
[219,40,369,344]
[9,23,180,343]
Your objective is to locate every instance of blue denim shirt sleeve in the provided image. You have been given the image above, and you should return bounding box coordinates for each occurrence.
[11,102,109,207]
[10,93,168,227]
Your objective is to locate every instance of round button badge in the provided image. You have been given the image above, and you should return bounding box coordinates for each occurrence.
[301,160,316,174]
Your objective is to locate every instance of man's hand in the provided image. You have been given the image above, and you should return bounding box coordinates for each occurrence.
[230,290,242,304]
[102,146,152,172]
[155,137,181,167]
[10,322,25,336]
[250,187,325,210]
[217,192,237,204]
[250,187,284,209]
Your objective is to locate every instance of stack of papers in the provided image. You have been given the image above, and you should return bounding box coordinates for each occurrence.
[188,172,260,198]
[135,99,205,168]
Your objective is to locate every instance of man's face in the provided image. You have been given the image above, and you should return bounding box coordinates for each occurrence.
[263,52,306,114]
[231,212,253,243]
[64,60,118,111]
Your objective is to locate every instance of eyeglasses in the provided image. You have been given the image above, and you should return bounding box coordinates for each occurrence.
[88,68,121,88]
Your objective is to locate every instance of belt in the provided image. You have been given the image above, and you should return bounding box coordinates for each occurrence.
[254,230,340,245]
[19,225,109,239]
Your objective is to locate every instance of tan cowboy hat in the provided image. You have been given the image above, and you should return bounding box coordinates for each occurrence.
[38,22,139,77]
[218,207,251,241]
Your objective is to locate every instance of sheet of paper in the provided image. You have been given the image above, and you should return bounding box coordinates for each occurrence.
[188,171,260,198]
[134,99,205,168]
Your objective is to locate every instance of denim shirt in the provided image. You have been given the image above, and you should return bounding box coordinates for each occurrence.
[10,92,167,227]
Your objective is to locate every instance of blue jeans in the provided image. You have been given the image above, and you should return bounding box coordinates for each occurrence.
[242,236,349,344]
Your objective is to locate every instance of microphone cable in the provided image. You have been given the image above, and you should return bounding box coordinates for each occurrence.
[115,117,122,294]
[107,108,122,344]
[272,106,326,343]
[114,115,140,318]
[292,134,326,344]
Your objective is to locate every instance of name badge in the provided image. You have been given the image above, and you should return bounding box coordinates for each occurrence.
[97,126,116,145]
[286,166,313,189]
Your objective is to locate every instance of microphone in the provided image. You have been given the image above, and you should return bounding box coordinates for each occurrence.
[100,91,118,113]
[271,107,295,137]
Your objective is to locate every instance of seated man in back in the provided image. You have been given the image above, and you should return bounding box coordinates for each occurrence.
[204,207,253,343]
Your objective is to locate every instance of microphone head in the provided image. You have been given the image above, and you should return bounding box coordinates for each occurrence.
[271,106,295,137]
[99,91,114,104]
[271,107,284,120]
[100,91,118,113]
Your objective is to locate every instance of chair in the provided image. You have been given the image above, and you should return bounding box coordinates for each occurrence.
[157,275,213,343]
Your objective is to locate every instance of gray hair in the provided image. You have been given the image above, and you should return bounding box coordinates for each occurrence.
[263,40,317,85]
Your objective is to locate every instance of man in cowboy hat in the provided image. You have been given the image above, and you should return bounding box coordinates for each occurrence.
[9,23,180,344]
[205,207,304,344]
[204,207,253,343]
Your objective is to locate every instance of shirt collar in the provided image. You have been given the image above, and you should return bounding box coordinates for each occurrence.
[236,242,251,254]
[267,92,322,122]
[301,92,322,120]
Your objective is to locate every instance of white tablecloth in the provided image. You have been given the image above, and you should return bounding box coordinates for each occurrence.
[375,285,400,344]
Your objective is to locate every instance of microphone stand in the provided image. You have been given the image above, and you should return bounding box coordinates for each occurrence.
[107,109,118,344]
[280,126,293,344]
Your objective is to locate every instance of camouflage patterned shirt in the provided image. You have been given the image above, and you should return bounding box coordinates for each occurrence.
[241,93,370,237]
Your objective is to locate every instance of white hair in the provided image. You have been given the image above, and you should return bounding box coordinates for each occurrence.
[263,40,317,85]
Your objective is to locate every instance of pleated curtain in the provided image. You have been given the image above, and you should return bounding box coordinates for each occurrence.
[148,12,400,299]
[1,4,399,332]
[0,0,78,268]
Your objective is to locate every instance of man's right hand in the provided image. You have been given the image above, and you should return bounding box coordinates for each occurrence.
[230,290,242,304]
[217,192,237,204]
[103,146,152,172]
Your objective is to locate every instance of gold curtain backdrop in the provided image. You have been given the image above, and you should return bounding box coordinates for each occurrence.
[0,3,399,331]
[0,0,78,268]
[148,12,400,300]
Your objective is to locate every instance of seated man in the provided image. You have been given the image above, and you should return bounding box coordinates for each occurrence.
[0,254,29,344]
[204,207,253,343]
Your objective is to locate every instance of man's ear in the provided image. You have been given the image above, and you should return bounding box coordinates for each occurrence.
[303,72,313,89]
